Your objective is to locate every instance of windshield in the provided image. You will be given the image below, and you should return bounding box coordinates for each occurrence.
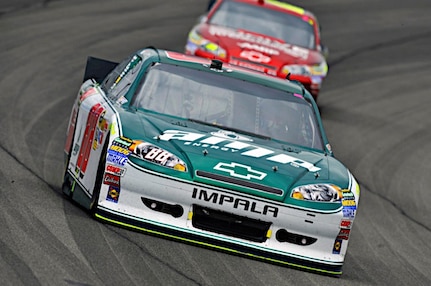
[131,63,323,150]
[209,1,315,49]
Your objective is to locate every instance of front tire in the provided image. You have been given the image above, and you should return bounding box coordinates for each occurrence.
[90,136,110,213]
[62,130,76,198]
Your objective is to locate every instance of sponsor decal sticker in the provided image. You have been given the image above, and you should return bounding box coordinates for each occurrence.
[340,219,352,229]
[107,150,129,166]
[109,144,130,156]
[342,207,356,219]
[109,55,142,91]
[239,50,271,63]
[105,164,126,176]
[106,185,120,203]
[341,191,354,198]
[209,26,309,59]
[337,229,350,240]
[237,42,279,55]
[103,173,120,187]
[113,136,133,147]
[333,238,342,254]
[92,113,108,150]
[157,130,320,172]
[342,198,356,207]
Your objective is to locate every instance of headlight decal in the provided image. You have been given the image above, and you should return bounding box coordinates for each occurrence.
[291,184,342,202]
[282,62,328,77]
[188,30,203,44]
[188,30,226,58]
[130,140,187,172]
[282,64,311,76]
[308,61,328,76]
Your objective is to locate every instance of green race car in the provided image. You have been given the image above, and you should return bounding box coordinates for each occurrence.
[62,47,359,276]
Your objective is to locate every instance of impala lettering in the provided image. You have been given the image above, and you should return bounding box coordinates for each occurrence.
[192,188,278,217]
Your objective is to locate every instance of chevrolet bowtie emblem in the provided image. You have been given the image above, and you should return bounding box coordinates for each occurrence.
[214,162,267,180]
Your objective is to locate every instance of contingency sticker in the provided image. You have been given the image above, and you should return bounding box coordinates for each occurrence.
[332,238,342,254]
[106,185,121,203]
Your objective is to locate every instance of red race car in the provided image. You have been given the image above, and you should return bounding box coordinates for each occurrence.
[185,0,328,101]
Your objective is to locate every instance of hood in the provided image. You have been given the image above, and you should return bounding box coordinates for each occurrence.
[198,24,323,71]
[119,111,340,204]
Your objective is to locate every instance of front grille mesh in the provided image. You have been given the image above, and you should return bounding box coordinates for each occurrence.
[192,205,271,243]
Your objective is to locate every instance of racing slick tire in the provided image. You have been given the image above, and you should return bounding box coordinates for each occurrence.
[89,136,110,213]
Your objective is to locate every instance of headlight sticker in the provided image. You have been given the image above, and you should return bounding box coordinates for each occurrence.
[130,140,187,172]
[291,184,341,202]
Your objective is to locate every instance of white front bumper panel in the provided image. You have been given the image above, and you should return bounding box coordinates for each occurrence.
[97,161,350,272]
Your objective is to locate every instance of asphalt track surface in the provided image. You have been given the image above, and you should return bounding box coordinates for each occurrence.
[1,0,431,285]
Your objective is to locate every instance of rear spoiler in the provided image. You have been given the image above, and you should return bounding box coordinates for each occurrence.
[83,56,118,84]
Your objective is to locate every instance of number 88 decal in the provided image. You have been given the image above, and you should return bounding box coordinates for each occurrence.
[132,141,185,169]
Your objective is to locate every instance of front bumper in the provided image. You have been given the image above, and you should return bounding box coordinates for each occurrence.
[95,161,349,276]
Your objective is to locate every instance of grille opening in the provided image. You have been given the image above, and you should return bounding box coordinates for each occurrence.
[192,205,271,243]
